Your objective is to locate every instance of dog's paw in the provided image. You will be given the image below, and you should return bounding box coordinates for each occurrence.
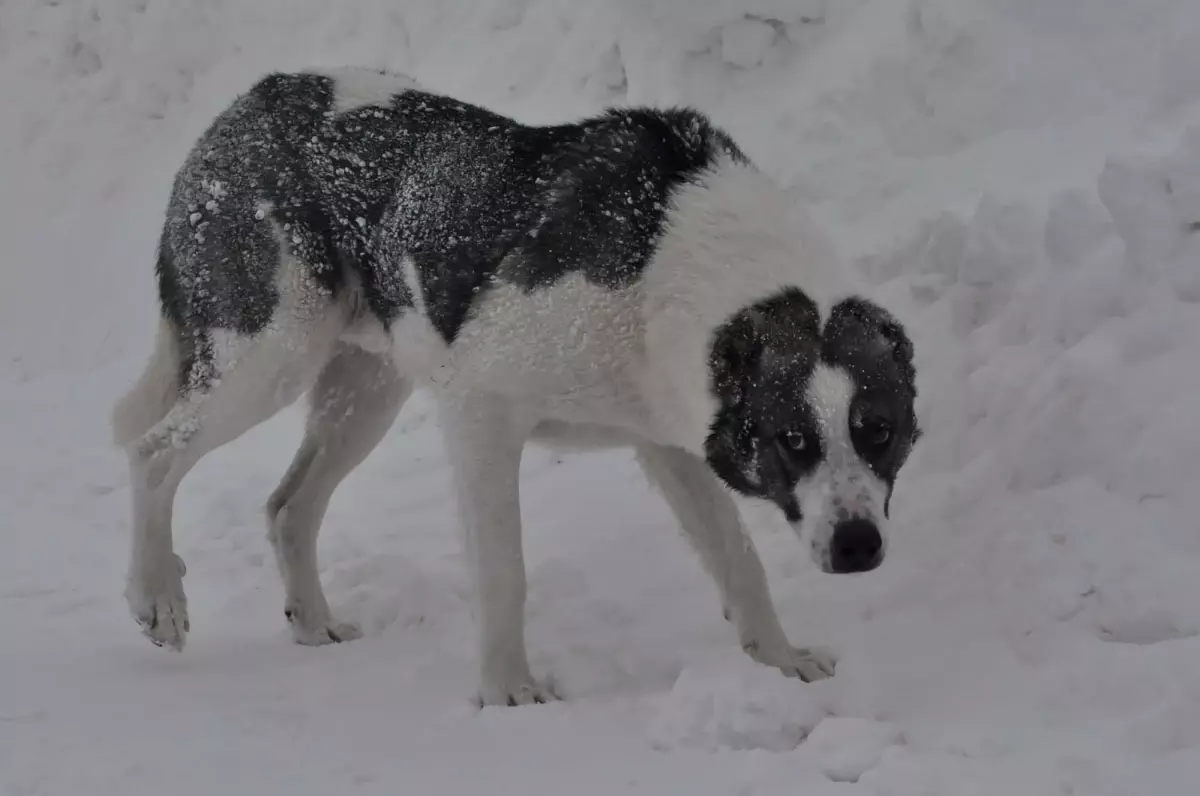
[476,675,560,708]
[285,604,362,646]
[745,641,837,683]
[125,554,189,651]
[778,646,838,682]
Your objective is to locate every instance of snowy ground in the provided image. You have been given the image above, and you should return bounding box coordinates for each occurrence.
[4,0,1200,793]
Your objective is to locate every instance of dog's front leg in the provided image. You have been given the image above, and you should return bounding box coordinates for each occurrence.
[439,390,557,706]
[636,443,836,682]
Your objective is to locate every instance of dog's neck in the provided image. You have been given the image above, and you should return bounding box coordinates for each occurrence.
[639,159,852,457]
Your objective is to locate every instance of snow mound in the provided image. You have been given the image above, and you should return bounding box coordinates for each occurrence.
[803,716,904,782]
[648,657,828,752]
[860,124,1200,656]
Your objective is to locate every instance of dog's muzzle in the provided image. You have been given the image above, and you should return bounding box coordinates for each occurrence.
[828,517,883,574]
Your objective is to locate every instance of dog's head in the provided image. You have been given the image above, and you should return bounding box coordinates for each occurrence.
[704,288,920,574]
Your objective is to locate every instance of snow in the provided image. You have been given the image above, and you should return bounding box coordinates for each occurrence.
[3,0,1200,793]
[719,17,780,70]
[647,654,830,753]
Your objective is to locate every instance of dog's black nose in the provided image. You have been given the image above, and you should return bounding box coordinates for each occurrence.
[829,518,883,574]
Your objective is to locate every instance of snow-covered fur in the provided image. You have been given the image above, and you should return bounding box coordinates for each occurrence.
[111,67,921,706]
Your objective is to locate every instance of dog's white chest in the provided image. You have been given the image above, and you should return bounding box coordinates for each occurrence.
[385,273,651,427]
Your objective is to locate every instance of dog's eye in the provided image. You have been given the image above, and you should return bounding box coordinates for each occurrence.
[862,418,892,447]
[783,430,807,451]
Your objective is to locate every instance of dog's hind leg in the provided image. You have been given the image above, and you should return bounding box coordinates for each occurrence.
[635,443,837,682]
[266,342,410,646]
[117,295,344,651]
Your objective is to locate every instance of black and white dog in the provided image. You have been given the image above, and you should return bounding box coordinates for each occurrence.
[112,68,920,706]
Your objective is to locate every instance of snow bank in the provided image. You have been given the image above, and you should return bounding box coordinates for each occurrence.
[647,655,829,752]
[3,0,1200,794]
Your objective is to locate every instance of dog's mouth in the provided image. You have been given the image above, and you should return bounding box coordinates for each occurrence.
[820,552,884,575]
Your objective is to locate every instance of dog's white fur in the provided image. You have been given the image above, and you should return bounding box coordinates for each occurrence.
[114,86,868,701]
[798,365,892,570]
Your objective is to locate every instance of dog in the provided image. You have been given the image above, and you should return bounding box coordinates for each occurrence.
[111,67,920,706]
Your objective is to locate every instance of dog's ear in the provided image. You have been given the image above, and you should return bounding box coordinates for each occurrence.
[711,289,822,404]
[874,313,921,454]
[895,412,921,468]
[709,308,768,404]
[870,311,922,462]
[875,313,916,394]
[825,298,917,392]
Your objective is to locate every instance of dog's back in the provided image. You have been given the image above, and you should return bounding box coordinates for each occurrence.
[155,70,744,367]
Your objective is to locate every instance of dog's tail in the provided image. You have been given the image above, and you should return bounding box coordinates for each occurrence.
[111,315,181,447]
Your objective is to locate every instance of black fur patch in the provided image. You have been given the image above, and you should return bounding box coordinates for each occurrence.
[156,69,749,354]
[373,97,748,342]
[159,73,338,341]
